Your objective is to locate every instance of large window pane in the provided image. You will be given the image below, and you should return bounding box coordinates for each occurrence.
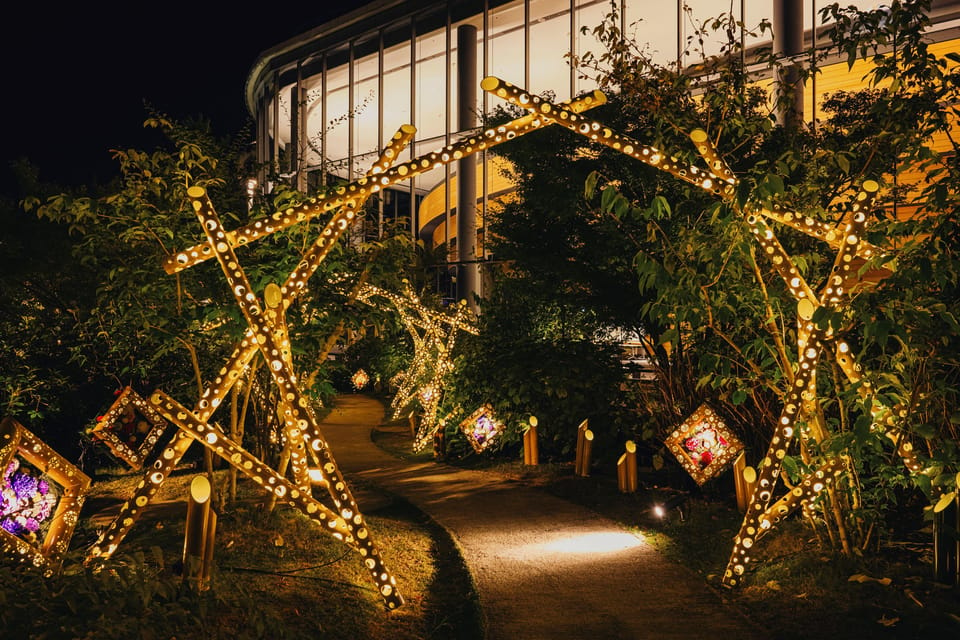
[353,51,380,174]
[488,0,525,111]
[529,0,572,100]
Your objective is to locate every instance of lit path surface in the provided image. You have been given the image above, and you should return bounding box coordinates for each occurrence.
[321,395,763,640]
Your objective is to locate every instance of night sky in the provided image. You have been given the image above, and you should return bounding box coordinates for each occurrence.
[0,2,374,198]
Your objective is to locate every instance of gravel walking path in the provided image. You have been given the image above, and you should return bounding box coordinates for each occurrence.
[322,394,763,640]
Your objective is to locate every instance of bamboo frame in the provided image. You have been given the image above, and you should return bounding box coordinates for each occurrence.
[1,417,91,572]
[664,404,744,487]
[459,404,503,453]
[90,387,168,470]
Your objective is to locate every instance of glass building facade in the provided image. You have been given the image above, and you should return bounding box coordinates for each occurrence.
[245,0,960,296]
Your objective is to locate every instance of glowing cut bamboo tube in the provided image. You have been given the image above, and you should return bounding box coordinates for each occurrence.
[754,456,848,543]
[689,129,736,185]
[164,90,606,275]
[625,440,638,493]
[524,416,539,466]
[575,419,589,474]
[732,452,756,513]
[577,429,594,477]
[184,188,403,608]
[480,76,730,196]
[183,475,212,590]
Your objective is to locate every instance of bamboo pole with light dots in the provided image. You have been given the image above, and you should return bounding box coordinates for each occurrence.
[181,186,403,607]
[162,93,606,276]
[87,131,416,605]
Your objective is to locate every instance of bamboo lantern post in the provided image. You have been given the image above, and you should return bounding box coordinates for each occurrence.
[733,452,758,513]
[183,475,213,591]
[523,416,539,466]
[624,440,638,493]
[575,420,594,477]
[617,453,628,492]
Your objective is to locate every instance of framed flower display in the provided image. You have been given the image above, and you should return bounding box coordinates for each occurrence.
[1,417,91,571]
[459,405,503,453]
[90,387,168,470]
[351,369,370,390]
[665,403,744,486]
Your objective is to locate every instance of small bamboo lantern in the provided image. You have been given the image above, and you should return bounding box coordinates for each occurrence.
[575,420,594,477]
[523,416,539,466]
[90,387,167,470]
[617,440,638,493]
[459,405,503,453]
[1,418,91,572]
[182,475,214,591]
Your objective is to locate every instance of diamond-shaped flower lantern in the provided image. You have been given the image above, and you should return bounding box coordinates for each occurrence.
[665,403,744,485]
[90,387,168,470]
[459,405,503,453]
[351,368,370,391]
[1,417,91,572]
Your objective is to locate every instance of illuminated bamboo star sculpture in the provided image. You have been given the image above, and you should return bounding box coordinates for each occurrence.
[88,90,609,590]
[87,126,419,609]
[474,76,923,588]
[88,72,922,595]
[353,281,477,451]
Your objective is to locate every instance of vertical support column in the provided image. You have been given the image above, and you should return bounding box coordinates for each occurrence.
[774,0,804,130]
[290,85,300,179]
[456,24,479,313]
[272,73,281,180]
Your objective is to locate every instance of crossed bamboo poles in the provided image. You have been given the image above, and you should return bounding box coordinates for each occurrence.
[87,88,604,606]
[352,281,477,451]
[90,74,919,598]
[471,77,920,587]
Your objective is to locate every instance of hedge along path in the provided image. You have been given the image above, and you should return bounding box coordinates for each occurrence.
[477,76,924,588]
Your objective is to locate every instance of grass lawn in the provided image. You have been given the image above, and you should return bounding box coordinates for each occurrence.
[1,463,482,639]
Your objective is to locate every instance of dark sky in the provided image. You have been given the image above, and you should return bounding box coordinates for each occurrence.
[0,2,373,198]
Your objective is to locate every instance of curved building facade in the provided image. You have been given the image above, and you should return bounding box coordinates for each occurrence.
[245,0,960,301]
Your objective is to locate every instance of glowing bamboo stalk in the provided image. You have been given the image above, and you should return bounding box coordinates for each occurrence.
[755,456,849,544]
[185,186,402,608]
[689,129,737,185]
[183,475,212,591]
[150,391,353,544]
[164,92,607,275]
[481,76,730,196]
